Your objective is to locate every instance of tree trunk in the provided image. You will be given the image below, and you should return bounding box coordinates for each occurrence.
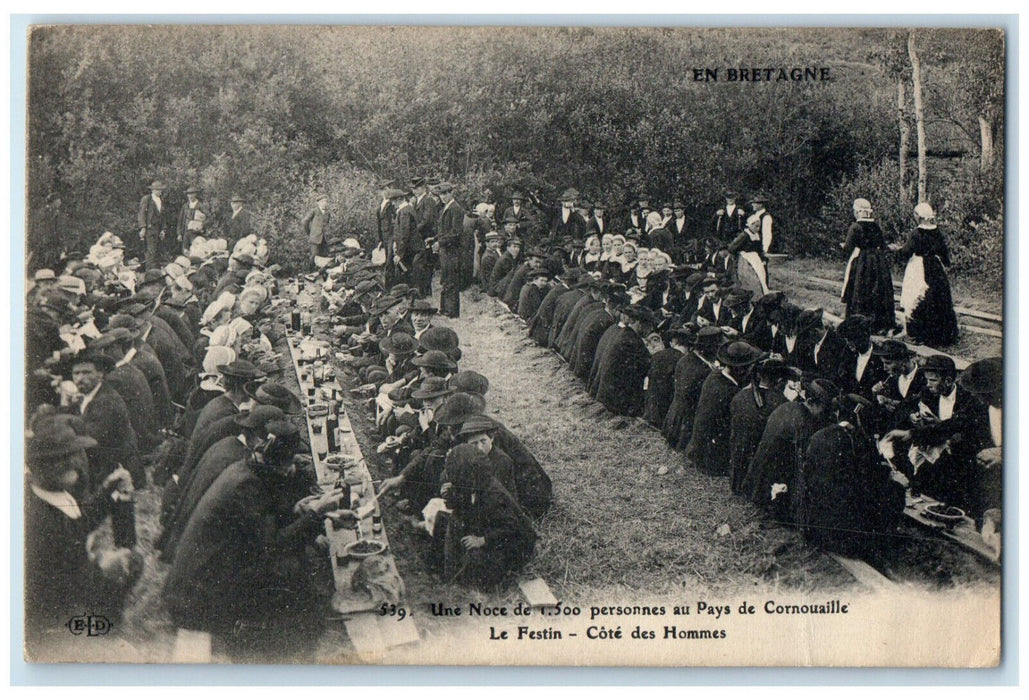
[898,78,910,201]
[979,114,995,171]
[908,31,928,203]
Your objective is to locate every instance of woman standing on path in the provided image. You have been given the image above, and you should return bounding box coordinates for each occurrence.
[840,198,896,334]
[890,202,959,347]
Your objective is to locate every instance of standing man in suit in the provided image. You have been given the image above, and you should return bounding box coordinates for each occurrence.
[412,177,439,298]
[227,193,254,244]
[501,191,532,236]
[375,181,398,285]
[586,201,611,237]
[749,192,774,254]
[177,185,209,255]
[394,189,420,286]
[436,182,464,318]
[138,180,169,270]
[669,201,690,249]
[302,194,331,269]
[712,190,747,240]
[550,188,587,240]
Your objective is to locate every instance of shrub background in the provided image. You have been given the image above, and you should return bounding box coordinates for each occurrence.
[26,26,1003,284]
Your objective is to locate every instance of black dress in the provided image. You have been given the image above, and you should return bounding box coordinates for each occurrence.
[840,219,896,333]
[899,226,959,347]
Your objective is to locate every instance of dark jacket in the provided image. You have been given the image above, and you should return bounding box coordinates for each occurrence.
[570,307,616,380]
[80,383,139,485]
[662,351,715,449]
[685,370,742,475]
[302,207,330,245]
[728,384,787,494]
[592,324,650,417]
[644,347,683,428]
[227,208,254,243]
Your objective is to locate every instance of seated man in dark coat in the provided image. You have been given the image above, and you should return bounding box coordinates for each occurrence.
[190,359,265,440]
[517,269,552,321]
[487,237,521,297]
[443,415,519,500]
[799,393,906,560]
[478,231,503,287]
[643,328,687,428]
[728,358,792,494]
[555,277,605,360]
[662,326,722,449]
[157,405,286,561]
[592,305,658,417]
[686,341,766,476]
[883,355,990,515]
[833,314,886,397]
[528,269,580,346]
[442,444,537,591]
[163,421,332,661]
[869,339,927,433]
[743,378,838,523]
[91,329,158,450]
[569,283,624,380]
[502,247,546,309]
[547,279,589,350]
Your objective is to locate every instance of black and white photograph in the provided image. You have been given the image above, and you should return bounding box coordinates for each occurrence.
[18,20,1006,667]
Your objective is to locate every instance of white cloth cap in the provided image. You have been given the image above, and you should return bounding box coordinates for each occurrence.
[914,202,935,219]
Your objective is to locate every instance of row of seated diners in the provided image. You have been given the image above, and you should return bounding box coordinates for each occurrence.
[476,239,1002,564]
[23,233,397,661]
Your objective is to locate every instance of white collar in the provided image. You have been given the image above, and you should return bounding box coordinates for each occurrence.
[938,386,957,420]
[855,345,873,381]
[115,347,137,368]
[30,483,81,520]
[989,405,1002,447]
[79,381,103,415]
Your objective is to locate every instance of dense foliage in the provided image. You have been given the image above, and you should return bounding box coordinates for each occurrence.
[27,25,1003,282]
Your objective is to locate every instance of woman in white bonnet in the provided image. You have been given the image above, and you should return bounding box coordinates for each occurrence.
[889,202,959,346]
[727,213,770,295]
[839,197,896,333]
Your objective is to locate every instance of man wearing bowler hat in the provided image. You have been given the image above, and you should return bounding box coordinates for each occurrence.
[227,193,255,244]
[177,185,209,255]
[663,325,722,449]
[138,180,169,269]
[685,341,766,476]
[65,349,141,487]
[501,190,532,235]
[591,304,659,417]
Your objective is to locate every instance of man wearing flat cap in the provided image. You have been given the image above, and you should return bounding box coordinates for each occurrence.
[436,182,465,318]
[302,194,332,269]
[488,236,522,298]
[227,193,255,244]
[177,186,209,256]
[478,231,503,288]
[138,180,169,269]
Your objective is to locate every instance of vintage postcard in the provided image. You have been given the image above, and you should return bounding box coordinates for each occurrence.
[19,21,1005,668]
